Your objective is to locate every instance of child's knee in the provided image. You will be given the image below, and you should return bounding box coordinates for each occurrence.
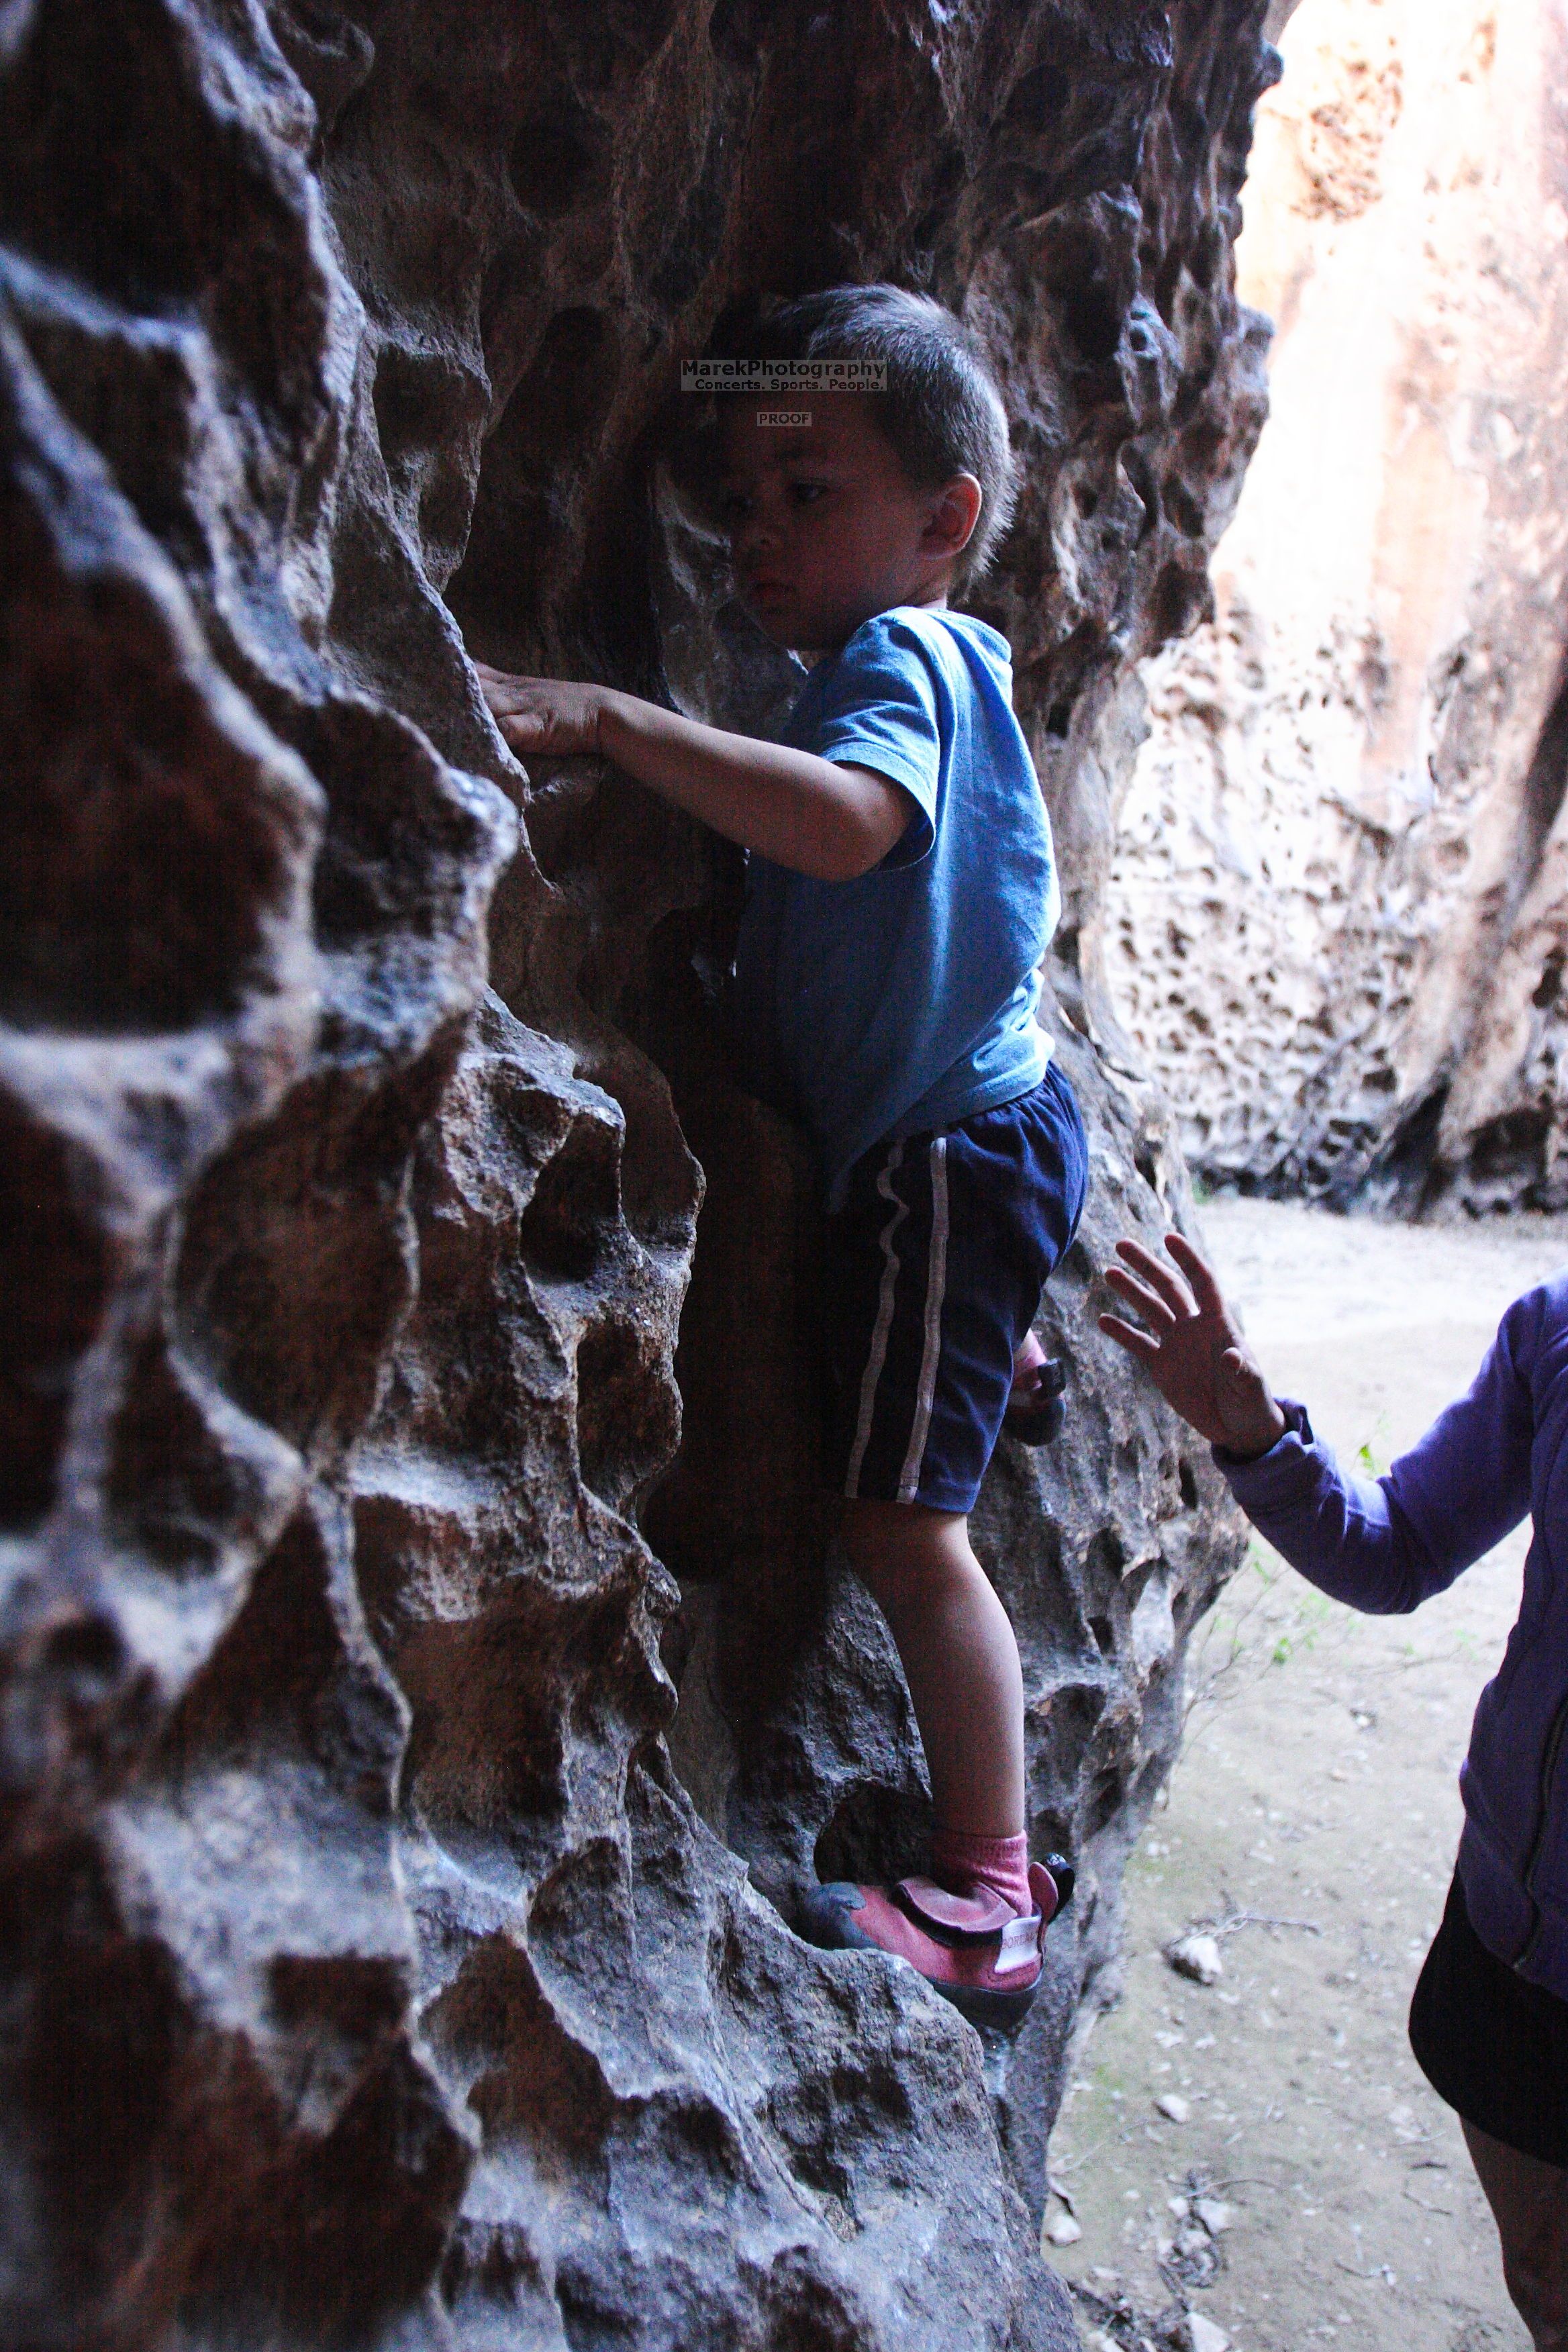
[840,1498,973,1609]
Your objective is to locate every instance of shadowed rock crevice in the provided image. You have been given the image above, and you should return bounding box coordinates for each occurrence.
[1,2,1275,2343]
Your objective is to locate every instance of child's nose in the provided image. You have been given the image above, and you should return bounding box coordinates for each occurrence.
[734,507,779,557]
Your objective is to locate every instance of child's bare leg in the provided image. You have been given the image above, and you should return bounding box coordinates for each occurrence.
[800,1496,1061,2021]
[840,1496,1025,1840]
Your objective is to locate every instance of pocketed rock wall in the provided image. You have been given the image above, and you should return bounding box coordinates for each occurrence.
[1106,0,1568,1210]
[0,5,1269,2345]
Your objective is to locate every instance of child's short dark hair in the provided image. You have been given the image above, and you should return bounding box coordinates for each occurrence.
[710,283,1019,590]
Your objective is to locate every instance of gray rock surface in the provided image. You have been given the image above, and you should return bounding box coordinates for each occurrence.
[1,2,1269,2341]
[1107,0,1568,1213]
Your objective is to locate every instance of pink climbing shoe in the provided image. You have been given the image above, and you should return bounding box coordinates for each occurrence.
[1004,1334,1067,1447]
[799,1856,1075,2032]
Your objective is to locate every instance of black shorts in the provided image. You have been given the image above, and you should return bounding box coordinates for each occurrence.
[1409,1872,1568,2166]
[821,1063,1088,1516]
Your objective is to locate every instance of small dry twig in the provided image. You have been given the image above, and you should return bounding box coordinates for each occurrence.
[1403,2157,1455,2215]
[1193,1889,1322,1941]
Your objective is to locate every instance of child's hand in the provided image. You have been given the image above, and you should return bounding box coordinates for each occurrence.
[1098,1231,1286,1460]
[475,653,909,879]
[475,662,613,757]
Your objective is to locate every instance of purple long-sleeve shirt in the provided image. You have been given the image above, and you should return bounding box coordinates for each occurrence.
[1215,1273,1568,2002]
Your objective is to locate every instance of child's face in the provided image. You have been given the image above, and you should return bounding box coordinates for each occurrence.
[715,394,978,654]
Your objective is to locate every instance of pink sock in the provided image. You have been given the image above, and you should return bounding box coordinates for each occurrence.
[930,1824,1032,1916]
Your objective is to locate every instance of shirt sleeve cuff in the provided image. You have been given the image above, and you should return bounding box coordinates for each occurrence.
[816,744,936,865]
[1212,1399,1322,1500]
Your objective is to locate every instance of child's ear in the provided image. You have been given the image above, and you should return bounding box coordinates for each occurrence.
[924,473,983,558]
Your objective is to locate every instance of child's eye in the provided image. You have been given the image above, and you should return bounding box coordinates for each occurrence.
[788,481,828,506]
[720,490,752,520]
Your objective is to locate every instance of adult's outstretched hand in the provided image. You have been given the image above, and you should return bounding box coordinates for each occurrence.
[1099,1230,1287,1461]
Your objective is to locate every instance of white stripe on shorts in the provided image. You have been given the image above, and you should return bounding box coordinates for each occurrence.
[844,1140,907,1498]
[897,1136,949,1502]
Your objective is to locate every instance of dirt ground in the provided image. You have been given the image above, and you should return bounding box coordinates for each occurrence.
[1047,1197,1568,2352]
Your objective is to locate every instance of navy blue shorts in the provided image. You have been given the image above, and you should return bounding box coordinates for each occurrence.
[822,1063,1088,1516]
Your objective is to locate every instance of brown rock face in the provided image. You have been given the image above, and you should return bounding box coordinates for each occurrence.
[1108,0,1568,1211]
[0,3,1268,2343]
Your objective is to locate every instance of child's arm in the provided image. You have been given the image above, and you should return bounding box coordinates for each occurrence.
[1099,1232,1537,1616]
[475,665,913,883]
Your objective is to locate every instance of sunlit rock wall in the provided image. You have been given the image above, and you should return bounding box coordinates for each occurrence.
[0,3,1270,2345]
[1107,0,1568,1210]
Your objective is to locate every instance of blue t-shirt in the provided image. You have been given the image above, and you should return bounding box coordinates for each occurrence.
[730,604,1060,1212]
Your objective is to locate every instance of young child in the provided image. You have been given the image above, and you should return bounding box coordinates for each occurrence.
[1100,1228,1568,2349]
[476,284,1085,2030]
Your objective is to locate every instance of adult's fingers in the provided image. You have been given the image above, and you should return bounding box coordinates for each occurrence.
[1114,1237,1196,1320]
[1098,1312,1159,1363]
[1103,1263,1177,1330]
[1165,1230,1227,1317]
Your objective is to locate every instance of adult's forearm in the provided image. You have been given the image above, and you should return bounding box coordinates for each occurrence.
[1220,1403,1443,1616]
[1219,1301,1538,1617]
[598,693,903,879]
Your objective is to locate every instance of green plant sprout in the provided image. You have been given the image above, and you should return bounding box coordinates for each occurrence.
[1355,1412,1392,1477]
[1271,1589,1330,1667]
